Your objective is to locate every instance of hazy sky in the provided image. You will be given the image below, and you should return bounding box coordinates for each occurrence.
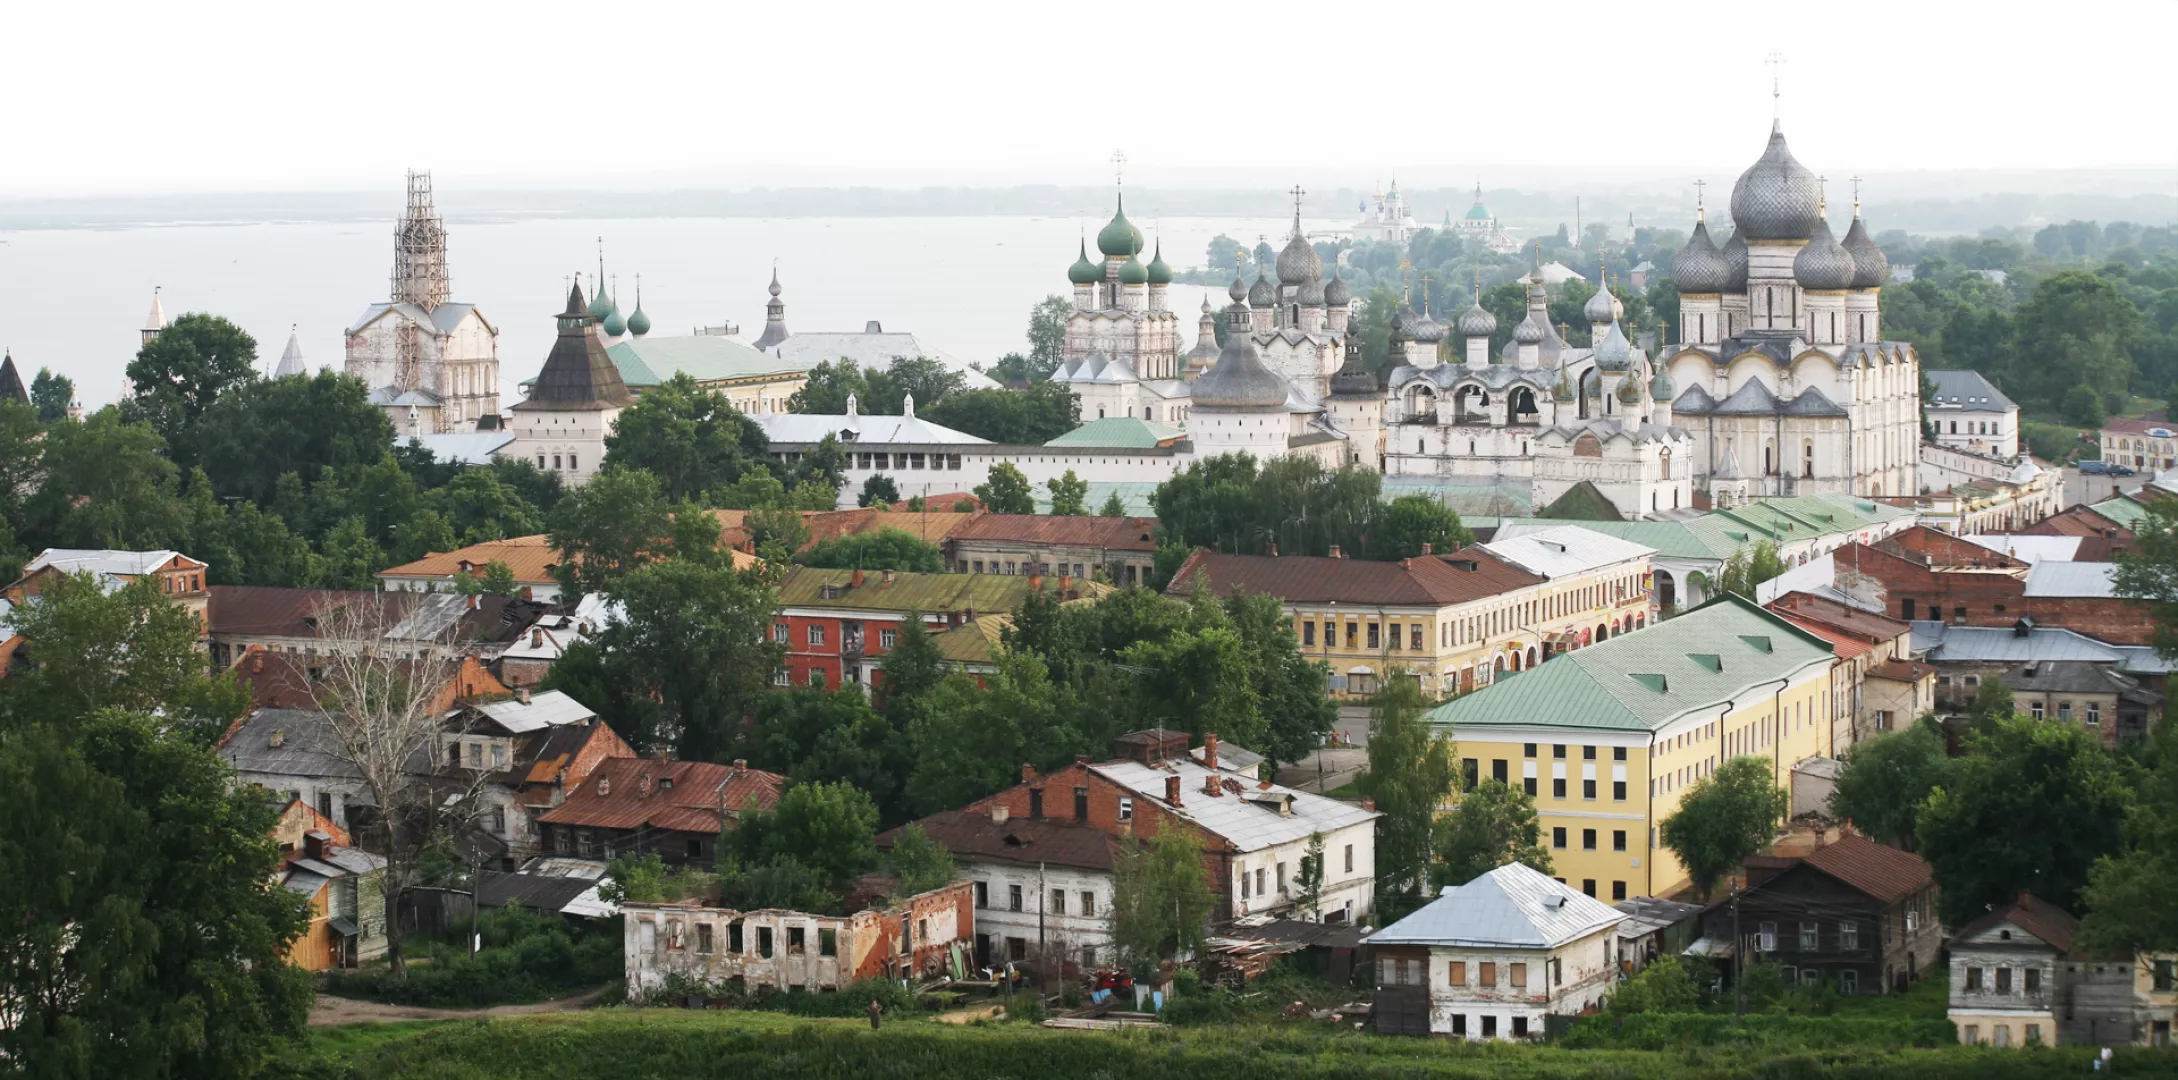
[12,0,2176,196]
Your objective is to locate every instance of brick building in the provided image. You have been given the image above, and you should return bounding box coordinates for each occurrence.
[1832,527,2152,645]
[771,567,1110,691]
[620,879,973,998]
[537,756,784,865]
[1766,592,1917,747]
[944,513,1160,587]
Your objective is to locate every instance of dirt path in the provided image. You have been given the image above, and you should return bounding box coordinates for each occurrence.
[309,986,609,1026]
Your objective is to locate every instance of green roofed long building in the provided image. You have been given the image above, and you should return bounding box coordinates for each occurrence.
[1425,594,1839,900]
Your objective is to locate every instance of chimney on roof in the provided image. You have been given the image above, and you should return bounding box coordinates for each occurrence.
[990,803,1009,825]
[1204,732,1219,772]
[1268,541,1278,557]
[531,629,544,647]
[251,651,264,673]
[466,593,480,610]
[1029,571,1044,592]
[881,569,895,586]
[1021,763,1037,784]
[732,759,747,771]
[1362,797,1375,812]
[1075,754,1089,765]
[851,568,865,588]
[1204,773,1222,797]
[1421,542,1432,556]
[1328,544,1344,559]
[1165,774,1182,807]
[515,687,530,705]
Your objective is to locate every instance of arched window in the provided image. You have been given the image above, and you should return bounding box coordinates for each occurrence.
[1660,449,1672,479]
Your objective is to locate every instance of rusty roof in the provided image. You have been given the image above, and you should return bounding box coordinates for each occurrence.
[946,514,1159,551]
[232,651,506,712]
[207,586,539,645]
[777,567,1111,615]
[1867,659,1929,683]
[1952,892,2079,954]
[1164,546,1544,607]
[1766,592,1909,644]
[1795,835,1934,904]
[710,507,981,553]
[1776,614,1876,661]
[377,535,562,585]
[880,809,1119,872]
[537,757,783,833]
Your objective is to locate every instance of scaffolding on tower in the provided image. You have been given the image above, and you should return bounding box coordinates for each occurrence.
[391,170,451,311]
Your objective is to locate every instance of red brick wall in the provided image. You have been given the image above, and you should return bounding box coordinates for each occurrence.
[1835,539,2153,645]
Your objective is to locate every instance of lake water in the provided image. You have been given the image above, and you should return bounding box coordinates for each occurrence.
[0,213,1343,408]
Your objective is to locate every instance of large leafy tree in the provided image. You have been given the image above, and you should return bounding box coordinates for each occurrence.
[921,382,1079,444]
[0,712,313,1079]
[1150,453,1385,559]
[1433,777,1553,886]
[29,366,74,423]
[796,527,946,573]
[725,780,882,887]
[421,467,546,545]
[1660,756,1790,901]
[547,467,675,599]
[1108,821,1217,970]
[1369,493,1473,560]
[1918,715,2134,926]
[123,313,259,468]
[2013,270,2142,407]
[592,557,784,760]
[2079,714,2178,953]
[905,656,1080,817]
[974,462,1036,514]
[1367,674,1457,914]
[0,572,247,742]
[603,372,771,502]
[748,687,910,822]
[1047,469,1089,516]
[1827,721,1955,851]
[1025,294,1072,376]
[189,370,392,504]
[31,409,188,551]
[858,474,901,508]
[2115,497,2178,658]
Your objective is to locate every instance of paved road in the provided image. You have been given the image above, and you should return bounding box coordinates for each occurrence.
[2061,465,2146,509]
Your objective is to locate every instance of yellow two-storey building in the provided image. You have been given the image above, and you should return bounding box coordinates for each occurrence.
[1166,526,1656,701]
[1426,594,1837,900]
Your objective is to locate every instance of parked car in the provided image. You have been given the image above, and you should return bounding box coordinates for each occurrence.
[2112,464,2138,476]
[2080,460,2111,475]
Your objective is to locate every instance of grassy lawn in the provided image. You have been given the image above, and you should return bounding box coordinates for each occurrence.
[1829,970,1949,1020]
[270,1007,2175,1080]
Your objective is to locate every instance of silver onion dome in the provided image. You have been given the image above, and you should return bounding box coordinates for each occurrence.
[1673,221,1730,294]
[1296,278,1327,307]
[1323,269,1351,307]
[1594,320,1632,372]
[1721,233,1749,291]
[1649,368,1676,401]
[1229,274,1248,303]
[1458,299,1497,339]
[1276,231,1323,286]
[1616,370,1644,405]
[1192,334,1289,410]
[1247,271,1275,308]
[1512,314,1545,345]
[1794,215,1857,291]
[1584,281,1619,326]
[1728,123,1825,241]
[1842,215,1890,290]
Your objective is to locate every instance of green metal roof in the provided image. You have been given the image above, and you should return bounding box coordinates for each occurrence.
[1425,594,1836,734]
[2090,494,2151,530]
[1537,481,1625,522]
[604,336,810,388]
[1043,416,1187,449]
[777,567,1112,614]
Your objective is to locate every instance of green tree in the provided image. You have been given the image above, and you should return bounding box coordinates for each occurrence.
[422,468,545,544]
[1967,676,2017,733]
[1660,756,1790,901]
[885,823,959,896]
[858,474,901,508]
[1294,832,1327,921]
[974,462,1036,514]
[796,527,946,572]
[539,639,657,760]
[455,559,523,597]
[2063,385,2106,426]
[1098,492,1127,517]
[189,370,392,504]
[727,780,882,887]
[905,656,1079,816]
[548,467,674,598]
[1919,715,2135,925]
[32,409,187,551]
[787,358,871,415]
[1827,722,1955,851]
[1369,493,1473,559]
[920,382,1079,444]
[1026,294,1072,376]
[875,608,945,725]
[1432,778,1553,886]
[2078,714,2178,953]
[0,572,247,742]
[592,557,784,759]
[2115,497,2178,658]
[1150,453,1384,559]
[123,312,259,468]
[1107,821,1216,971]
[2014,270,2143,408]
[602,371,769,502]
[790,432,849,500]
[1367,673,1457,913]
[1605,954,1702,1015]
[1714,541,1788,600]
[312,515,386,590]
[29,366,73,423]
[1048,469,1089,516]
[0,712,313,1078]
[745,505,812,562]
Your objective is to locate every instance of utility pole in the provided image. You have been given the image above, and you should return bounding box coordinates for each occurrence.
[1037,861,1048,994]
[1732,883,1745,1016]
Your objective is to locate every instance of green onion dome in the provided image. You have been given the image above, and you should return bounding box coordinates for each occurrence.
[1650,368,1676,400]
[625,302,651,337]
[1068,240,1102,285]
[1097,195,1144,258]
[603,305,627,337]
[1617,372,1644,406]
[1118,255,1150,285]
[1146,241,1173,285]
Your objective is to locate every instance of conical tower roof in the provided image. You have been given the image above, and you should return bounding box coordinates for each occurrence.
[0,350,26,405]
[274,325,307,377]
[514,282,634,412]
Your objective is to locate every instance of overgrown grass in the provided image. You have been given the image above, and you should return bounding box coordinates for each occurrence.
[1161,960,1358,1026]
[278,1010,2178,1080]
[318,908,620,1008]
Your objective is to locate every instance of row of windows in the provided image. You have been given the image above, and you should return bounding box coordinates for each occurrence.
[1547,827,1628,853]
[1963,964,2041,994]
[1239,845,1357,901]
[534,453,577,472]
[851,452,964,471]
[1946,420,2004,437]
[973,881,1097,917]
[1291,572,1646,656]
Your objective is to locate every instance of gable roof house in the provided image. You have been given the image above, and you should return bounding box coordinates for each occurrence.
[441,689,637,867]
[1695,835,1940,997]
[537,756,785,867]
[272,799,388,971]
[206,586,546,670]
[1370,863,1627,1039]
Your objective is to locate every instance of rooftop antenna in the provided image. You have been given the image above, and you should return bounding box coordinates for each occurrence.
[1765,51,1788,122]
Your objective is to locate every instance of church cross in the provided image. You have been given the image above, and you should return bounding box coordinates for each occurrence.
[1111,150,1127,188]
[1765,51,1788,118]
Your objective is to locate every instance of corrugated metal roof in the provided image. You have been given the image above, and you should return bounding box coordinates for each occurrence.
[1795,835,1933,903]
[1959,535,2083,563]
[1372,863,1623,948]
[776,567,1110,615]
[606,336,808,387]
[2089,495,2151,530]
[750,411,989,446]
[1427,595,1835,733]
[947,514,1157,551]
[1042,417,1187,448]
[1480,525,1655,579]
[1085,759,1376,853]
[1919,623,2127,664]
[537,758,783,832]
[2023,561,2119,598]
[1164,548,1543,607]
[470,690,596,734]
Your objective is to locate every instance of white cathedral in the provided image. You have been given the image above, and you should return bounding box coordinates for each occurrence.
[344,172,502,435]
[1045,120,1918,519]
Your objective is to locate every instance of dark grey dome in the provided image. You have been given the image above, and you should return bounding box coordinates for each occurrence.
[1297,278,1327,307]
[1594,320,1633,372]
[1248,271,1275,307]
[1458,300,1497,338]
[1276,231,1323,286]
[1323,270,1352,307]
[1794,215,1856,291]
[1330,337,1377,396]
[1617,370,1644,405]
[1411,302,1445,343]
[1512,314,1544,345]
[1842,215,1889,290]
[1228,275,1248,303]
[1584,281,1620,326]
[1728,123,1824,241]
[1673,220,1730,294]
[1721,232,1749,291]
[1192,334,1288,410]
